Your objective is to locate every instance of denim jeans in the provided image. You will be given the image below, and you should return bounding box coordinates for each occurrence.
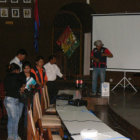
[92,68,106,94]
[4,96,22,140]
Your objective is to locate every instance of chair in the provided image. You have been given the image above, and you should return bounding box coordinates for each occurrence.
[41,87,57,114]
[33,93,64,139]
[33,93,62,126]
[44,86,57,114]
[36,117,63,140]
[27,106,44,140]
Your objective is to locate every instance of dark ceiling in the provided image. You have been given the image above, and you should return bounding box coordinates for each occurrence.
[54,2,95,32]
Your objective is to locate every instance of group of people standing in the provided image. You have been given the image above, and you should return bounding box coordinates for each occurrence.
[4,49,65,140]
[3,39,113,140]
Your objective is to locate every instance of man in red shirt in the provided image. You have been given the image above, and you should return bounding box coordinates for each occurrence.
[91,40,113,96]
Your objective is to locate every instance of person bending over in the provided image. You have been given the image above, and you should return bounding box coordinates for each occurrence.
[4,63,25,140]
[10,49,27,119]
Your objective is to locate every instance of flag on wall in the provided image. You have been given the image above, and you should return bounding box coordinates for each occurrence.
[34,0,40,52]
[56,26,80,58]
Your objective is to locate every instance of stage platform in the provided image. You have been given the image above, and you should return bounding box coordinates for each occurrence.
[83,88,140,140]
[109,88,140,140]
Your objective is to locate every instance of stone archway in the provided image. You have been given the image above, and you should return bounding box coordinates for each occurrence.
[52,2,95,78]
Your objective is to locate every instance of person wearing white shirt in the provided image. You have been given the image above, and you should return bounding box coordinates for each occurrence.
[10,49,27,72]
[44,55,65,104]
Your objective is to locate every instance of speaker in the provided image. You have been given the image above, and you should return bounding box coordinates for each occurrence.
[68,99,87,107]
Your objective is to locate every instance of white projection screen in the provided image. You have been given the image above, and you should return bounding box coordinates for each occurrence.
[92,14,140,72]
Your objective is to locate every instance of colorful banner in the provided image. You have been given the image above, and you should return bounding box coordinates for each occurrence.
[56,26,79,58]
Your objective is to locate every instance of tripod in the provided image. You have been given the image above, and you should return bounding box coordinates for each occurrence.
[111,71,137,92]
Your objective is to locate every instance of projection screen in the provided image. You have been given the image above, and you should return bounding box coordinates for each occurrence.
[92,14,140,72]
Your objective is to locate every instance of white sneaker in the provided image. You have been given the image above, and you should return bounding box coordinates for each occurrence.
[7,137,14,140]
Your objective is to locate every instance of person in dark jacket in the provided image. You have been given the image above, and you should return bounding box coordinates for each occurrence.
[91,40,113,96]
[31,56,48,101]
[4,63,25,140]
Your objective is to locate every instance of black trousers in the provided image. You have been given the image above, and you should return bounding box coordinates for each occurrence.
[47,81,58,104]
[0,98,4,117]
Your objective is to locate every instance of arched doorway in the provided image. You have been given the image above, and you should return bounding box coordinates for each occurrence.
[52,2,95,78]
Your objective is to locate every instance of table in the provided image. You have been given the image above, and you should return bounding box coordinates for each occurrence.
[56,100,130,140]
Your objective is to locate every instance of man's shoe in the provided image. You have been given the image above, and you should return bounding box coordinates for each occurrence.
[90,92,96,97]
